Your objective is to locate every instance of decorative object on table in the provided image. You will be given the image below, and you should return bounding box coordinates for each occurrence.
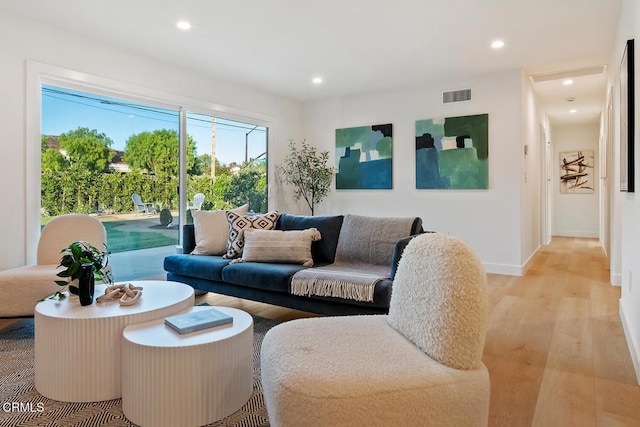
[278,139,335,215]
[415,113,489,189]
[54,240,112,300]
[164,307,234,334]
[335,124,392,189]
[96,283,143,306]
[78,263,95,306]
[620,38,635,193]
[559,150,595,193]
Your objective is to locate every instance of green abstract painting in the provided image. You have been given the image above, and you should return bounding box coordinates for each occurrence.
[415,114,488,189]
[336,123,392,189]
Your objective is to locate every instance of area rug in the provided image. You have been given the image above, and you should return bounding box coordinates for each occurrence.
[0,315,280,427]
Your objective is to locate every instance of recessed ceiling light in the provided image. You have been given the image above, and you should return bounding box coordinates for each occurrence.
[569,109,577,113]
[491,40,505,49]
[312,77,323,84]
[563,79,574,85]
[176,20,192,31]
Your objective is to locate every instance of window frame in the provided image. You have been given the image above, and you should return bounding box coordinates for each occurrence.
[26,61,272,262]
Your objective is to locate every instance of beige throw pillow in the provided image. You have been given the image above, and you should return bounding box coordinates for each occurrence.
[191,204,249,255]
[240,228,322,266]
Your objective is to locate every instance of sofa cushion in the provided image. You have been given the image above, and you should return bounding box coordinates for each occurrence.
[335,214,419,266]
[191,204,249,255]
[240,228,321,267]
[163,254,231,282]
[276,214,344,264]
[224,211,279,259]
[221,262,306,293]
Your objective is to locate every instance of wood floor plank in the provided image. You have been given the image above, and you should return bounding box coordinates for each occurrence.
[485,354,546,427]
[592,314,637,384]
[532,353,596,427]
[595,378,640,423]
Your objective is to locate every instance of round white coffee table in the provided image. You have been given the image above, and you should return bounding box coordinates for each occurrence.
[34,280,194,402]
[121,306,253,427]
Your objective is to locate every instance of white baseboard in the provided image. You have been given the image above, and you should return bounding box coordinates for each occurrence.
[482,245,541,277]
[611,273,622,287]
[483,262,524,276]
[520,245,540,275]
[619,301,640,385]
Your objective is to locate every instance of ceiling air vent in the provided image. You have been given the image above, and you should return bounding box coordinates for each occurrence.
[443,88,471,103]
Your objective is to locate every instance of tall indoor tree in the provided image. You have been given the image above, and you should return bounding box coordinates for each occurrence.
[278,140,335,216]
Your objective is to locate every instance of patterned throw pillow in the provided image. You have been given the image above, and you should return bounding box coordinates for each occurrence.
[191,204,249,255]
[223,211,279,259]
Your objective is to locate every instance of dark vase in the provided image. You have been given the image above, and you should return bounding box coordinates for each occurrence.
[78,263,95,306]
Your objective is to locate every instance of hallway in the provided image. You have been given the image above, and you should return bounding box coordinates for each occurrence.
[483,237,639,426]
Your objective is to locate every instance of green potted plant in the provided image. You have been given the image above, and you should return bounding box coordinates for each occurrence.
[51,241,113,300]
[278,139,335,216]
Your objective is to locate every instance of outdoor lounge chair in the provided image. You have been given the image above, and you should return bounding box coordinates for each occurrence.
[132,193,157,216]
[187,193,205,210]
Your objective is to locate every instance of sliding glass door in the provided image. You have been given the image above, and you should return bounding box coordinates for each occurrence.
[41,84,268,281]
[185,112,268,218]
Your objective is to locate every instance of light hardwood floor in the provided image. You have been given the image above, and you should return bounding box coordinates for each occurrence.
[2,236,638,426]
[197,236,640,426]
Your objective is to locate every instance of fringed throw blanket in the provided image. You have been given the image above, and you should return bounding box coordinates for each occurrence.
[291,263,391,303]
[291,214,418,303]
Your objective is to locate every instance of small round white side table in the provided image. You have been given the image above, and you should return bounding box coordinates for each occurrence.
[35,280,194,402]
[121,306,253,427]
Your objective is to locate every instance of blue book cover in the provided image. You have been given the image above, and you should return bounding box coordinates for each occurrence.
[164,308,233,334]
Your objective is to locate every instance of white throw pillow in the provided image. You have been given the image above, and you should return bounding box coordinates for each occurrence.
[240,228,321,267]
[191,204,249,255]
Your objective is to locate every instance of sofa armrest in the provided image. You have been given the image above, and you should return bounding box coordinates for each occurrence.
[390,231,433,280]
[410,217,424,235]
[182,224,196,254]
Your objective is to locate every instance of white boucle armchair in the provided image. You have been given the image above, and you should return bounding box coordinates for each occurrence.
[0,214,107,317]
[260,232,490,427]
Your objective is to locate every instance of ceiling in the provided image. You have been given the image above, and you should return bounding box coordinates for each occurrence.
[0,0,621,124]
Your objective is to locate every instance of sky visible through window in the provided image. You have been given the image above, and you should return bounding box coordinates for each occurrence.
[41,85,267,166]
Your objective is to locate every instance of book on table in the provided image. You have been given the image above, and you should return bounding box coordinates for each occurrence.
[164,308,233,334]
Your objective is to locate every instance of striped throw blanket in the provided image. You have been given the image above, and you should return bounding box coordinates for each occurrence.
[290,263,390,303]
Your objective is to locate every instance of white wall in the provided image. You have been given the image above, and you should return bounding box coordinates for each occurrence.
[0,12,303,271]
[615,0,640,383]
[551,122,601,238]
[301,70,526,275]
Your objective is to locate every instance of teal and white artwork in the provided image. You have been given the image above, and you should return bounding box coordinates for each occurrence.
[415,114,488,189]
[336,124,392,189]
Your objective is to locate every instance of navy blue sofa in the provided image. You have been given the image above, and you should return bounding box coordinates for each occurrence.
[164,214,423,316]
